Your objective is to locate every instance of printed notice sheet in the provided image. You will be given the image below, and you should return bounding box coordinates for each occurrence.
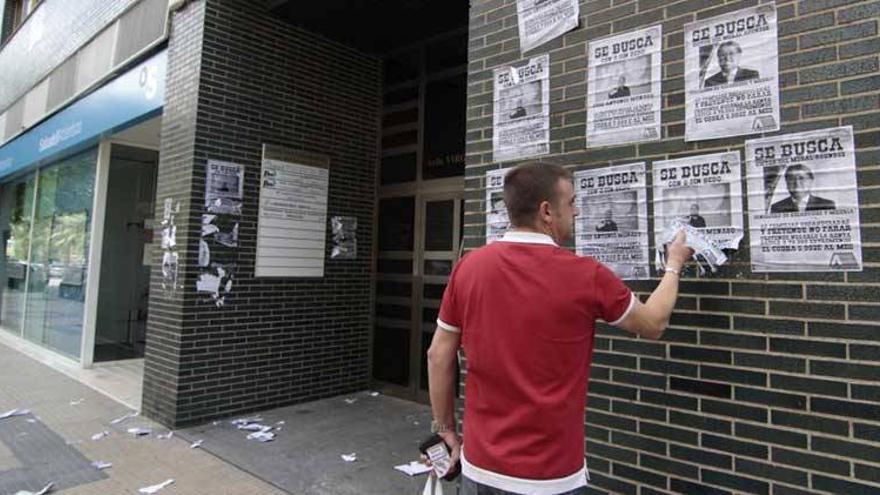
[587,25,662,147]
[486,168,512,244]
[493,55,550,162]
[684,4,780,141]
[745,126,862,272]
[575,163,650,279]
[653,152,744,271]
[256,146,329,277]
[516,0,579,53]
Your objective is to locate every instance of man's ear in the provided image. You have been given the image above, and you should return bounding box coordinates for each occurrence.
[538,200,552,221]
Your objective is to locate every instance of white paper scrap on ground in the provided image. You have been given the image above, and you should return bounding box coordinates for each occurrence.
[14,482,54,495]
[394,460,432,476]
[69,399,84,406]
[139,479,174,494]
[26,418,36,423]
[110,411,139,425]
[0,408,30,420]
[369,392,380,397]
[91,431,109,441]
[246,431,275,442]
[91,461,112,470]
[190,440,204,449]
[231,416,262,426]
[127,427,152,437]
[157,431,174,440]
[344,398,357,404]
[237,423,271,432]
[341,453,357,462]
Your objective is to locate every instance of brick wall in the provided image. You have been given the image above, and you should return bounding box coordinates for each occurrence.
[466,1,879,494]
[142,0,381,427]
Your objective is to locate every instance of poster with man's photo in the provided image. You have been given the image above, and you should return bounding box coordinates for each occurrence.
[574,163,649,279]
[653,152,744,271]
[493,55,550,162]
[516,0,579,53]
[485,168,512,244]
[205,160,244,215]
[745,127,862,272]
[587,25,662,147]
[684,4,780,141]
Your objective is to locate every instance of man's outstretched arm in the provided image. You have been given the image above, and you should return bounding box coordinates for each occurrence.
[617,230,693,340]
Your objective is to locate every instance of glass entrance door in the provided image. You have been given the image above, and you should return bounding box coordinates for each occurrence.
[372,192,462,401]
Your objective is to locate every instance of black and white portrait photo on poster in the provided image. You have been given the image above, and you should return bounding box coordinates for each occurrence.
[516,0,579,53]
[205,160,244,215]
[587,25,662,147]
[574,163,650,279]
[684,4,780,141]
[653,152,744,274]
[745,127,862,272]
[485,168,512,244]
[493,55,550,162]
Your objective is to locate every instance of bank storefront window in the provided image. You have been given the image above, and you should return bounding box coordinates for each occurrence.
[23,148,96,358]
[0,173,36,334]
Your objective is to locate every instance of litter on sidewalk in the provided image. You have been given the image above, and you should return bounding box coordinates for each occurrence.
[190,439,204,449]
[157,431,174,440]
[394,460,432,476]
[110,411,139,425]
[91,460,112,470]
[138,479,174,494]
[341,453,357,462]
[127,427,152,437]
[14,482,53,495]
[0,408,30,420]
[91,431,109,441]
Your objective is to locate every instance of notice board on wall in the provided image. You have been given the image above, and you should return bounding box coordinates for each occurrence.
[255,144,329,278]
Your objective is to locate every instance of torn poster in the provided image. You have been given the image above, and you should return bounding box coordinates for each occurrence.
[745,126,862,272]
[574,163,650,279]
[516,0,579,53]
[587,25,662,147]
[685,4,780,141]
[206,160,244,215]
[196,264,233,307]
[493,54,550,162]
[653,152,744,273]
[330,216,357,259]
[485,168,512,244]
[198,240,210,267]
[161,252,178,291]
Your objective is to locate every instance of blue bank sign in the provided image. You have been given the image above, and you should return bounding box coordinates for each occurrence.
[0,49,167,181]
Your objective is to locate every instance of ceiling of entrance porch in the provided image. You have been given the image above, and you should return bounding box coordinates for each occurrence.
[268,0,468,54]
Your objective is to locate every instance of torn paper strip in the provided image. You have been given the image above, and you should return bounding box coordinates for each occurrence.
[139,479,174,494]
[190,440,204,449]
[91,431,109,441]
[0,408,31,420]
[127,427,152,437]
[69,399,85,406]
[110,411,139,425]
[157,432,174,440]
[91,461,112,470]
[14,482,53,495]
[246,431,275,442]
[341,453,357,462]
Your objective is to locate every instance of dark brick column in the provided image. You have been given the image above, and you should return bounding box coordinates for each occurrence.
[143,0,381,427]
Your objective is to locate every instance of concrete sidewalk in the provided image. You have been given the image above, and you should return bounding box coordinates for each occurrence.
[0,341,283,494]
[179,392,458,495]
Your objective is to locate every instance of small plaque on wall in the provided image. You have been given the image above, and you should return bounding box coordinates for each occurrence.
[255,144,329,278]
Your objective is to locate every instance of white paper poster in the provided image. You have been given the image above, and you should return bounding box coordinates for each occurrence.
[653,152,744,272]
[205,160,244,215]
[256,146,329,278]
[485,168,512,244]
[684,4,780,141]
[516,0,579,53]
[493,55,550,162]
[575,163,649,279]
[587,25,662,147]
[745,127,862,272]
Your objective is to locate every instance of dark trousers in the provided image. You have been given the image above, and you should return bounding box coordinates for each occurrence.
[459,475,588,495]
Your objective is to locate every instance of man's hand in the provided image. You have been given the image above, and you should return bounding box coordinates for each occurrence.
[666,229,694,270]
[437,430,462,469]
